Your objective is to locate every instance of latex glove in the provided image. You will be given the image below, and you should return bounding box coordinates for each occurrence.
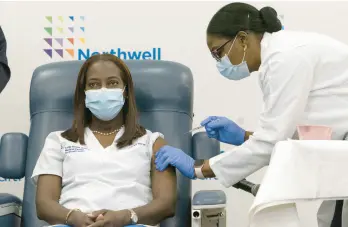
[125,226,146,227]
[155,145,195,179]
[201,116,245,146]
[125,226,145,227]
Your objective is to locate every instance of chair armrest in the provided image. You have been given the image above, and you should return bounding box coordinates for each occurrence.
[0,193,21,217]
[192,132,220,160]
[0,133,28,179]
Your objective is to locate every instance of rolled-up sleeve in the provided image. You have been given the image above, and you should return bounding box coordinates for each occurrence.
[32,132,64,185]
[146,130,164,156]
[209,50,314,187]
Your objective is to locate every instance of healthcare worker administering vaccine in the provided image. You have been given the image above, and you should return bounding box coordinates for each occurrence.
[155,2,348,227]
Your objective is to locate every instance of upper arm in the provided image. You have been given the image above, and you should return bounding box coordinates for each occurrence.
[33,132,64,203]
[255,51,314,143]
[151,137,177,204]
[0,26,8,62]
[0,26,10,92]
[36,175,62,203]
[0,64,10,93]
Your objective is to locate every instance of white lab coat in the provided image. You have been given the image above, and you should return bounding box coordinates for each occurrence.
[209,30,348,226]
[32,127,162,227]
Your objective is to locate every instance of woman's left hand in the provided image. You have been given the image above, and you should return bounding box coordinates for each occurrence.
[87,209,130,227]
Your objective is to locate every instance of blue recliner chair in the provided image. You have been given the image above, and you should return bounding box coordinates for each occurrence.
[0,60,223,227]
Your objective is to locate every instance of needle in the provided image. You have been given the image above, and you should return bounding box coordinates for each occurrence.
[183,125,205,134]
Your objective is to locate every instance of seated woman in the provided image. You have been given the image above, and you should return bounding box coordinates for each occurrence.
[32,54,177,227]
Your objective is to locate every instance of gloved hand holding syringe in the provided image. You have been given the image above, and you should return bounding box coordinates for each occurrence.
[184,118,220,134]
[186,116,246,146]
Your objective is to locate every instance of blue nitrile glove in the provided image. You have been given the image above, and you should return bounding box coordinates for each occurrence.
[201,116,245,146]
[45,225,71,227]
[155,145,195,179]
[124,225,146,227]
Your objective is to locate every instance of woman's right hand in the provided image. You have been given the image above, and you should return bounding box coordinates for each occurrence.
[68,210,94,227]
[201,116,246,146]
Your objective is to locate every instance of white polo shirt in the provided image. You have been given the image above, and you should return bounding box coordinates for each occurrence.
[32,127,163,216]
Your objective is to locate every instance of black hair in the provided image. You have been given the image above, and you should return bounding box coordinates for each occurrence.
[207,2,282,38]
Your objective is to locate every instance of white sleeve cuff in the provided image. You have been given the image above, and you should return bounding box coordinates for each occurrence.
[209,151,234,188]
[209,140,270,188]
[31,131,64,186]
[146,130,164,156]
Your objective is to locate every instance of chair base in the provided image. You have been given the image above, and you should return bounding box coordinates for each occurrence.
[0,214,21,227]
[191,190,227,227]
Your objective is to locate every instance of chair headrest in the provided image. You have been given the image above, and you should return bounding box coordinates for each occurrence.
[30,60,193,117]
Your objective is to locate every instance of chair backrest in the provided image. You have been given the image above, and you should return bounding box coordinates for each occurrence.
[22,60,194,227]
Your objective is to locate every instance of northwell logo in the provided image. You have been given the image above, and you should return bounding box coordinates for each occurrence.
[43,16,85,59]
[43,16,162,60]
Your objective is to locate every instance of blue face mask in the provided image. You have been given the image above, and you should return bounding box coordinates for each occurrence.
[85,87,125,121]
[216,37,250,80]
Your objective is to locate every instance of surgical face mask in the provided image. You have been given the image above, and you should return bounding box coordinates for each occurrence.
[85,87,125,121]
[216,37,250,80]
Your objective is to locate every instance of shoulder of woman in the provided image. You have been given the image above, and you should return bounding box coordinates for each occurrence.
[145,130,164,139]
[46,130,74,146]
[46,130,64,140]
[142,129,166,150]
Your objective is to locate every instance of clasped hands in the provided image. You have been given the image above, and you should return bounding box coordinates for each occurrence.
[68,209,135,227]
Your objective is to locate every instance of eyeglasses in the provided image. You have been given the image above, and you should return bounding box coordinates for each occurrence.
[211,39,233,61]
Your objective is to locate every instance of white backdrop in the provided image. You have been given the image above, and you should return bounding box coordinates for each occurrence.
[1,1,348,226]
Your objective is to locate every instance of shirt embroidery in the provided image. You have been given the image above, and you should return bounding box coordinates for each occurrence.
[61,142,89,154]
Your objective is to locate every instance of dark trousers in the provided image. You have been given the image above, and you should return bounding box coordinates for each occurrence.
[331,200,344,227]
